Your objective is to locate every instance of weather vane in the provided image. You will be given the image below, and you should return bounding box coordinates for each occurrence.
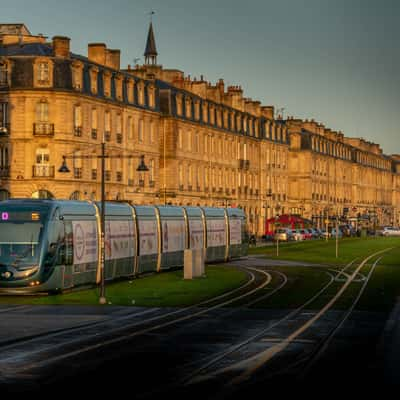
[149,10,155,22]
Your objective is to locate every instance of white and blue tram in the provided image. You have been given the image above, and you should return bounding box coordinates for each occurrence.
[0,200,248,294]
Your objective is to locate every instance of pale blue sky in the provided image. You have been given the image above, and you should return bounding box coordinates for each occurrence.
[2,0,399,154]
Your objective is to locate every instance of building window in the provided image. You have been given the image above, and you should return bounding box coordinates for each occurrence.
[176,94,183,116]
[138,81,145,105]
[194,100,200,120]
[127,116,133,140]
[185,97,192,119]
[104,111,111,141]
[150,159,155,185]
[202,102,208,123]
[91,108,98,139]
[115,75,123,101]
[73,151,82,179]
[36,101,49,122]
[0,103,9,134]
[90,67,98,94]
[69,191,81,200]
[74,105,82,136]
[72,61,83,90]
[103,71,111,97]
[149,120,155,143]
[148,85,155,108]
[138,119,144,142]
[33,148,53,177]
[38,62,50,84]
[0,61,9,87]
[116,113,122,142]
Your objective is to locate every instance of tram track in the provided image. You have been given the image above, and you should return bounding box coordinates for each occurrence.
[184,247,393,396]
[0,265,280,381]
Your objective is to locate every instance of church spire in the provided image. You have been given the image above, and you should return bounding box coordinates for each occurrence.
[144,17,158,65]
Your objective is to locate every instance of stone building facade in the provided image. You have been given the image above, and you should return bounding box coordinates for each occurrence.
[0,23,399,234]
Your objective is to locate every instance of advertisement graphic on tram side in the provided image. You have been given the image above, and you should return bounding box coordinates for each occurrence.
[229,219,242,245]
[189,220,204,249]
[105,220,135,260]
[72,221,98,265]
[207,219,226,247]
[163,220,186,253]
[138,220,158,255]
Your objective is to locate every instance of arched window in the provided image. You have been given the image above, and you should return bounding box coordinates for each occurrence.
[69,191,81,200]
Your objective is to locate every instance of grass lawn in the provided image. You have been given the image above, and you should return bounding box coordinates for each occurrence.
[249,237,400,311]
[0,266,248,307]
[249,236,400,265]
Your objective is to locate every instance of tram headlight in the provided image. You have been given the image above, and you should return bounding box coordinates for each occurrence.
[16,265,39,278]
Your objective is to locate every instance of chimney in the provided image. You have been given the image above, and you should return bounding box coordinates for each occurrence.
[52,36,70,58]
[88,43,107,66]
[106,49,121,70]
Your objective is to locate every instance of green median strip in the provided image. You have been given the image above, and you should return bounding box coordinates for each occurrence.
[0,266,248,307]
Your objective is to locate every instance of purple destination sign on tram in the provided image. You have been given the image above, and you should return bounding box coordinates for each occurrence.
[1,212,9,221]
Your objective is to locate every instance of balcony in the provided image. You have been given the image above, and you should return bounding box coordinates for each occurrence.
[91,129,98,140]
[105,170,111,181]
[0,124,10,136]
[139,179,145,187]
[116,133,123,144]
[0,166,10,178]
[32,165,55,178]
[91,169,97,180]
[179,184,184,191]
[116,172,123,182]
[149,180,155,188]
[33,123,54,136]
[188,185,193,191]
[128,179,134,186]
[105,131,111,142]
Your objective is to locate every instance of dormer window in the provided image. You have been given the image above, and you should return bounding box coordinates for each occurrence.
[194,100,200,121]
[103,71,111,98]
[137,81,145,105]
[34,58,53,87]
[89,66,98,95]
[115,75,123,101]
[185,97,192,119]
[148,84,156,108]
[202,102,208,123]
[176,93,183,116]
[72,61,83,91]
[126,79,134,103]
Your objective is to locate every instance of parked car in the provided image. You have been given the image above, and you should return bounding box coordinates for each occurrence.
[330,228,343,238]
[381,226,400,237]
[299,229,313,240]
[309,228,320,239]
[274,228,293,242]
[291,229,304,241]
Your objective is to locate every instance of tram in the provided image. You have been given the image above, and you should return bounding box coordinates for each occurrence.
[0,200,248,294]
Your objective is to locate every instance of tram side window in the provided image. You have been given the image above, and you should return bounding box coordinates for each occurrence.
[44,218,65,267]
[64,221,73,265]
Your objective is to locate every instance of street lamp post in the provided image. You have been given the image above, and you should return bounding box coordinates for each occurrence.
[59,148,148,304]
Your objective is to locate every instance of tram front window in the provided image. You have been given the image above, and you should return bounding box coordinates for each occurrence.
[0,222,43,269]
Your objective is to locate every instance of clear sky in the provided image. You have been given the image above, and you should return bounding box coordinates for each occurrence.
[2,0,399,154]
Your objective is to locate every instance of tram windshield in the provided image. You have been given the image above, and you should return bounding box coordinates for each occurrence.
[0,210,45,268]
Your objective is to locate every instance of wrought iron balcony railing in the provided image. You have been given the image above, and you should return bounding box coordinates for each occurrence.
[33,123,54,136]
[32,165,55,178]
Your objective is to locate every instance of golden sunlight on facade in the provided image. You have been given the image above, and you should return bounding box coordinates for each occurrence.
[0,23,399,235]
